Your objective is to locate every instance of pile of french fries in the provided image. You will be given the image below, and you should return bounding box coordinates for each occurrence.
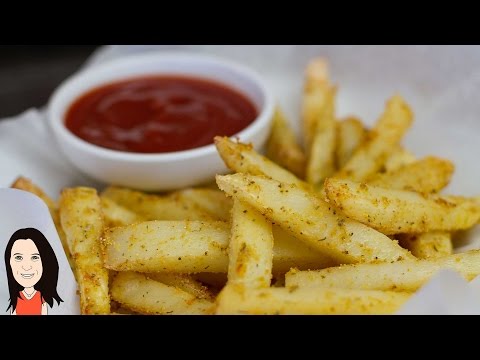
[11,58,480,314]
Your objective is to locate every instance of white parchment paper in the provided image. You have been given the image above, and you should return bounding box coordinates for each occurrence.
[1,45,479,314]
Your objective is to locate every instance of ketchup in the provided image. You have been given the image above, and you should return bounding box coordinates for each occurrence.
[65,76,258,153]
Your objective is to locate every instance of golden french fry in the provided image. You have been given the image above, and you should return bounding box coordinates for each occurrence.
[228,199,274,288]
[306,87,337,186]
[324,178,480,234]
[11,177,75,271]
[146,273,214,300]
[103,220,229,273]
[100,196,145,228]
[101,186,214,221]
[302,58,337,186]
[368,156,454,193]
[214,136,308,190]
[59,187,110,314]
[173,188,232,222]
[302,58,330,150]
[216,173,413,263]
[336,117,368,168]
[216,283,410,315]
[335,95,414,181]
[103,220,335,274]
[111,272,214,315]
[285,249,480,292]
[383,147,416,172]
[271,226,338,273]
[266,107,306,179]
[398,232,452,259]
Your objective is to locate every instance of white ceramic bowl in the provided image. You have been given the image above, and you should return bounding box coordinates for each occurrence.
[47,52,274,191]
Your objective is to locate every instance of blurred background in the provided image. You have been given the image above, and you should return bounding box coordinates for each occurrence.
[0,45,99,118]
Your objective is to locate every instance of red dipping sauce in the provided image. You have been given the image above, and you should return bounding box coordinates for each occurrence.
[65,76,258,153]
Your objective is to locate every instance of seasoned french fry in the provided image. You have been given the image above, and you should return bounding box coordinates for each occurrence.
[306,87,337,186]
[216,283,410,315]
[271,226,338,273]
[336,117,368,168]
[324,178,480,234]
[101,186,214,221]
[228,199,274,288]
[398,232,452,259]
[146,273,214,300]
[285,250,480,292]
[302,58,330,150]
[100,197,144,228]
[103,220,229,273]
[103,220,335,274]
[215,136,308,190]
[334,95,414,181]
[59,187,110,314]
[173,188,232,222]
[111,272,214,315]
[368,156,454,193]
[216,173,413,264]
[266,107,306,179]
[384,147,416,172]
[11,177,75,271]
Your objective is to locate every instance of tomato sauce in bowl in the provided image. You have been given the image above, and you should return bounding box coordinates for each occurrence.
[65,76,258,154]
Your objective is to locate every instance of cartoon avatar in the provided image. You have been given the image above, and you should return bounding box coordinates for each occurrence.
[4,228,63,315]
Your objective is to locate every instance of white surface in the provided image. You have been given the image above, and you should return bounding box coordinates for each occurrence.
[0,189,79,315]
[48,52,274,191]
[1,45,480,314]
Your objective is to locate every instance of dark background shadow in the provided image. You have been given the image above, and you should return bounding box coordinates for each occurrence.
[0,45,99,119]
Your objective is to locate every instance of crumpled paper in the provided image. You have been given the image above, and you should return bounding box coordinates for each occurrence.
[1,45,479,314]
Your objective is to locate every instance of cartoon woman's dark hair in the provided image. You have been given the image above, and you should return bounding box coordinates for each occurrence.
[4,228,63,312]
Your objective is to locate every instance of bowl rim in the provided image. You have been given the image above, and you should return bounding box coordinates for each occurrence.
[47,51,275,163]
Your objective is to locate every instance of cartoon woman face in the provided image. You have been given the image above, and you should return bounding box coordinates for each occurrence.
[9,238,43,288]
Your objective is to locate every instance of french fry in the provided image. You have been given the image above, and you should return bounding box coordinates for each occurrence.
[214,136,308,190]
[103,220,336,274]
[101,186,214,221]
[383,147,416,172]
[59,187,110,314]
[266,107,306,179]
[146,273,214,300]
[302,58,330,151]
[111,272,214,315]
[368,156,454,193]
[366,156,454,257]
[285,249,480,292]
[302,58,337,186]
[271,226,338,273]
[228,199,274,288]
[216,283,410,315]
[173,188,232,222]
[103,220,229,273]
[11,177,75,271]
[100,196,144,228]
[216,173,413,264]
[324,178,480,234]
[306,87,337,186]
[398,232,452,259]
[336,117,368,168]
[334,95,414,181]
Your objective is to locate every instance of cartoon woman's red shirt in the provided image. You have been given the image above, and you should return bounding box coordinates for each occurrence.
[16,291,44,315]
